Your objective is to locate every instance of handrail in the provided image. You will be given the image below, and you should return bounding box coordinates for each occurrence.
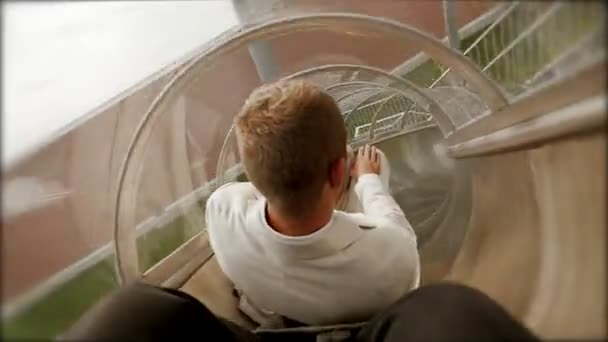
[446,61,606,147]
[448,95,606,158]
[430,2,520,88]
[482,3,562,73]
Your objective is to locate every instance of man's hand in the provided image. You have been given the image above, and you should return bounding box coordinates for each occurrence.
[351,144,381,178]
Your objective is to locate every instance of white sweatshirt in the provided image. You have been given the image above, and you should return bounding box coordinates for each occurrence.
[206,174,420,326]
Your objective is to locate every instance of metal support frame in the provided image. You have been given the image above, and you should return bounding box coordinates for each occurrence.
[391,2,513,76]
[284,64,454,134]
[231,0,279,81]
[442,0,461,50]
[342,89,394,139]
[334,87,386,104]
[368,94,398,139]
[482,3,562,73]
[430,2,520,88]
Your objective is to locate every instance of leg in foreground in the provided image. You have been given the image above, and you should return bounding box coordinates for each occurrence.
[61,282,257,341]
[357,282,539,342]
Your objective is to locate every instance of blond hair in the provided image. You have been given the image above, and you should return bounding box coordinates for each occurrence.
[235,80,346,217]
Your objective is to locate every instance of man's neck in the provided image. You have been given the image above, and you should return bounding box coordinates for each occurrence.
[266,200,334,237]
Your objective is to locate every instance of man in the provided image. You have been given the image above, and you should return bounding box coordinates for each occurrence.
[206,80,419,326]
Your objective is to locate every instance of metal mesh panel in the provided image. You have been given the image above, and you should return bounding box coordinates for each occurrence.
[432,1,606,96]
[341,94,433,144]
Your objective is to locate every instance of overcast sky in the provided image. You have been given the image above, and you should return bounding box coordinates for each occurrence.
[2,1,237,168]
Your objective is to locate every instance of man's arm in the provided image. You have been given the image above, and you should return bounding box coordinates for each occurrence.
[352,145,416,240]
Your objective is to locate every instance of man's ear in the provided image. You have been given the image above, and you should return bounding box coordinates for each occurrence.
[329,157,346,189]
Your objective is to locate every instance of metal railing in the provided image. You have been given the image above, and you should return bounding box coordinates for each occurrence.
[350,1,605,140]
[432,2,605,96]
[344,94,433,144]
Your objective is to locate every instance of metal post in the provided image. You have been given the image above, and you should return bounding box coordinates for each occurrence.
[442,0,461,50]
[231,0,279,82]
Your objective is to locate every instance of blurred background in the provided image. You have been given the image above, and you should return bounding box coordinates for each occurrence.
[2,1,605,340]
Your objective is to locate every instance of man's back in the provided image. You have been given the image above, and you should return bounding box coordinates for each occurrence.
[207,175,420,325]
[209,80,420,326]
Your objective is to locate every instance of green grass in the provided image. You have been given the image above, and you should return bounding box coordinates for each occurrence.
[458,4,603,94]
[1,184,236,341]
[2,258,118,340]
[3,199,209,340]
[137,209,203,271]
[397,4,603,95]
[402,59,445,88]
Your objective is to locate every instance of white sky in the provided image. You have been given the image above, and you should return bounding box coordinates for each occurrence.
[2,1,238,168]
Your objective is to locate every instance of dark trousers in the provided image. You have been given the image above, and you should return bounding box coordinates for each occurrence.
[63,282,538,341]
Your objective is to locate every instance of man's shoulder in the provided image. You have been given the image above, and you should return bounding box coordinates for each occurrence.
[207,182,260,217]
[209,181,258,200]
